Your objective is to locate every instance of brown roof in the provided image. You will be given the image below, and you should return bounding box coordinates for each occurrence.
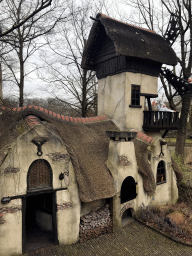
[2,106,181,201]
[81,13,177,70]
[0,107,117,202]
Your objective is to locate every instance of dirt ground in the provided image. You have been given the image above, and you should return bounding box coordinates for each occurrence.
[139,201,192,245]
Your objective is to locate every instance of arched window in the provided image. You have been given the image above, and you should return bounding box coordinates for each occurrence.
[27,159,52,191]
[156,160,166,184]
[120,176,137,204]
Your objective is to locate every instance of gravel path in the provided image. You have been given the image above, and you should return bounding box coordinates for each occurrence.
[26,220,192,256]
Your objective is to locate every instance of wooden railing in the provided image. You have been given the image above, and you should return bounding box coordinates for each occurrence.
[143,111,180,131]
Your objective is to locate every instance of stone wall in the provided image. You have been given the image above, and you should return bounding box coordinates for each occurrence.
[79,204,112,242]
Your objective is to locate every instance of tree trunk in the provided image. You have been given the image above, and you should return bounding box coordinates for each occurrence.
[19,40,24,107]
[175,94,191,158]
[19,81,24,107]
[82,69,87,117]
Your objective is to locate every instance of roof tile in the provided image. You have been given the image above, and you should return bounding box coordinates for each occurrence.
[2,105,110,124]
[77,118,82,123]
[39,107,44,112]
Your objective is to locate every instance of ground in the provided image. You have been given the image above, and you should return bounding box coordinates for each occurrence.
[137,201,192,245]
[24,220,192,256]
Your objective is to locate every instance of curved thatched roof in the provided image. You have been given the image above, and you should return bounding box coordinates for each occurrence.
[1,106,181,202]
[81,13,177,70]
[0,106,117,202]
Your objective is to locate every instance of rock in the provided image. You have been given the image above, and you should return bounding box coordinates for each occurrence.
[167,212,185,225]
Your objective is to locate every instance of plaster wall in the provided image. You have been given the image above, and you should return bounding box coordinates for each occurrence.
[0,200,22,256]
[0,124,81,254]
[0,124,70,198]
[56,161,80,245]
[150,144,178,205]
[134,141,178,207]
[98,72,158,131]
[36,210,52,231]
[106,138,178,231]
[106,140,138,193]
[106,140,139,230]
[81,199,106,216]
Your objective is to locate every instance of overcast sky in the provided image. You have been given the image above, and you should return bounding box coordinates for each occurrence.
[1,0,169,103]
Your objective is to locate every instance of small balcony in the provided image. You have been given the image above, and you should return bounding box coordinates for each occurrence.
[143,111,180,131]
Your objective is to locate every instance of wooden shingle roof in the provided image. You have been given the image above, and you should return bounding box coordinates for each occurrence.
[81,13,177,70]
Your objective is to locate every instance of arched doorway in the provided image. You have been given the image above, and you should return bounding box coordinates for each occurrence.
[120,176,137,204]
[23,159,58,252]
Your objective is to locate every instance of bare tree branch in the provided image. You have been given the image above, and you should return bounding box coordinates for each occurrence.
[0,0,52,38]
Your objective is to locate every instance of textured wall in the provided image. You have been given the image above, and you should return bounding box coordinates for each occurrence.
[98,72,158,131]
[0,123,80,255]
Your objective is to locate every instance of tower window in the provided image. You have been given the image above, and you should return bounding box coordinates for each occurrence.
[130,85,141,108]
[156,160,166,184]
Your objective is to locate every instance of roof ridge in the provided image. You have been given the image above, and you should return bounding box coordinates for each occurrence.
[97,13,156,34]
[2,105,110,124]
[131,129,156,145]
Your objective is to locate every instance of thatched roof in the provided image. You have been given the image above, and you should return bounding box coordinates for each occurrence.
[1,105,180,202]
[0,107,117,202]
[81,13,177,70]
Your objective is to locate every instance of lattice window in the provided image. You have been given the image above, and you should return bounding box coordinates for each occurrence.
[131,85,140,106]
[156,160,166,184]
[28,159,52,191]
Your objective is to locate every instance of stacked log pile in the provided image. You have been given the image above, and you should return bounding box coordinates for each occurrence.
[79,204,112,242]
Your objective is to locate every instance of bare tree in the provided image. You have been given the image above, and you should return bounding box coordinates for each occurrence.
[0,0,69,107]
[0,0,53,39]
[39,2,98,117]
[122,0,192,157]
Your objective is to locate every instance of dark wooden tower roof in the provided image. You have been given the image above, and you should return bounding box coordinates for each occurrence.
[81,13,177,79]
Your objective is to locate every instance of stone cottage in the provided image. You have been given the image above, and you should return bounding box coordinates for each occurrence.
[0,13,181,255]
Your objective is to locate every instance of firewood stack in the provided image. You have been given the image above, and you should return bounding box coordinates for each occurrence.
[79,204,112,242]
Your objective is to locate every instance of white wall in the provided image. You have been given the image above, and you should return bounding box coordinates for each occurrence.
[106,137,178,231]
[98,72,158,131]
[0,123,81,255]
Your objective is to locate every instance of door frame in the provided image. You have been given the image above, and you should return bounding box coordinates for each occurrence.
[22,190,58,253]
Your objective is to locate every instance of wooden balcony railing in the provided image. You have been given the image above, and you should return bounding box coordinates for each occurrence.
[143,111,180,131]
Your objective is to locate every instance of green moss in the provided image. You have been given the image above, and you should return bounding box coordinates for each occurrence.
[165,138,192,143]
[16,121,26,134]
